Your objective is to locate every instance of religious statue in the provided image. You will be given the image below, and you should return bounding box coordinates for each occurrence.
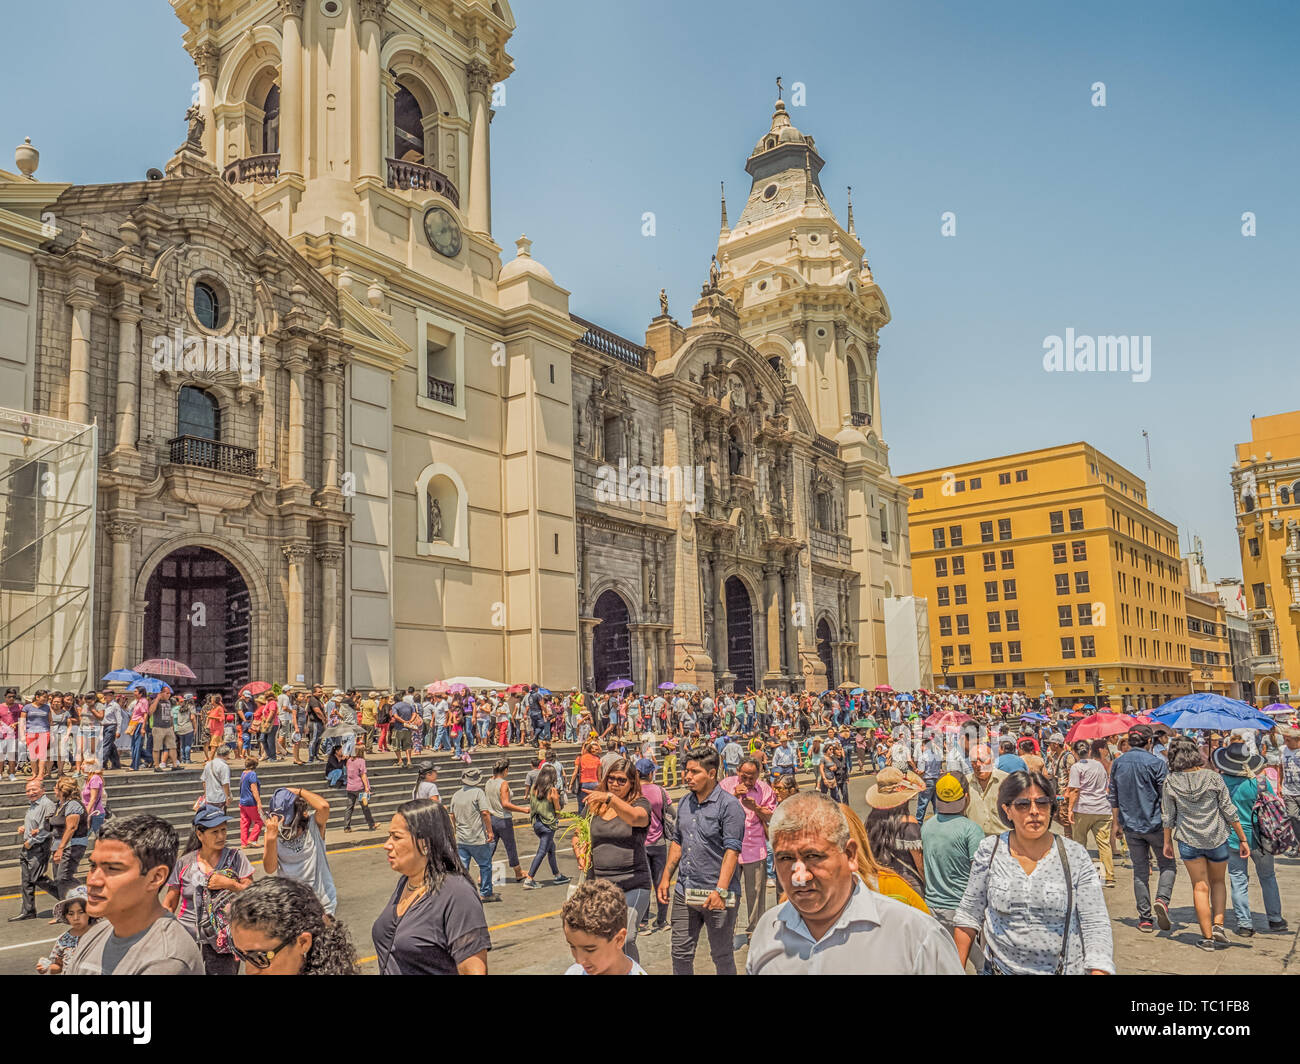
[648,570,658,604]
[184,104,205,148]
[709,255,721,288]
[428,498,443,541]
[659,288,669,317]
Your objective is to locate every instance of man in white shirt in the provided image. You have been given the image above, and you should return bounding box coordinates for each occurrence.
[99,691,124,771]
[747,793,963,975]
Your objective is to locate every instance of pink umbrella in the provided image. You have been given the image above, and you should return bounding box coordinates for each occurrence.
[239,681,272,698]
[447,683,469,695]
[425,681,450,695]
[925,710,973,729]
[1065,713,1140,744]
[134,658,197,680]
[875,684,894,692]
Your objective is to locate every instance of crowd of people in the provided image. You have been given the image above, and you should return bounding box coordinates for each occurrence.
[5,677,1298,975]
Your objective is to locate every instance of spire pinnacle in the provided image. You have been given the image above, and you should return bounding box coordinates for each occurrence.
[846,185,856,237]
[720,181,729,229]
[804,153,816,205]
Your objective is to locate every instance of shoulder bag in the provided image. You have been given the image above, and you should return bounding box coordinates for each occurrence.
[984,833,1074,975]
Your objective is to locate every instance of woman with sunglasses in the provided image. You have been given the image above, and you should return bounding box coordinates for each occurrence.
[229,877,359,975]
[952,770,1114,974]
[572,757,651,963]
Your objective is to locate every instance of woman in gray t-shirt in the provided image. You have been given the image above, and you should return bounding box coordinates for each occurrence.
[264,787,338,915]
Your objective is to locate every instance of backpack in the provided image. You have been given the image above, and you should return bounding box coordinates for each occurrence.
[658,787,678,843]
[189,849,242,953]
[1252,778,1299,856]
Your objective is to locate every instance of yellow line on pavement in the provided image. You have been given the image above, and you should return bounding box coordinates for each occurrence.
[357,907,563,966]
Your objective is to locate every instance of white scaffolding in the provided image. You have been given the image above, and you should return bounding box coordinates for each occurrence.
[0,407,97,692]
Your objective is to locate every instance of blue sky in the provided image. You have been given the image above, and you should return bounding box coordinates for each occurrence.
[4,0,1297,578]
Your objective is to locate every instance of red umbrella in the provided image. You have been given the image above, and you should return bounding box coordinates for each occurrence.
[506,683,528,695]
[134,658,197,680]
[925,710,973,728]
[875,684,894,692]
[239,681,272,698]
[1065,713,1141,744]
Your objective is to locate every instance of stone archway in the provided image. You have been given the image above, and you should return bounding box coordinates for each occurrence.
[724,575,756,691]
[592,589,633,693]
[816,617,836,690]
[141,546,252,701]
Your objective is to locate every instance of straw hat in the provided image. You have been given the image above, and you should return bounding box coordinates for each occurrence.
[864,767,924,809]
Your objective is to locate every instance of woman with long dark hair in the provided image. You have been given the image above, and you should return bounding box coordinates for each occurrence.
[230,877,358,975]
[863,768,926,895]
[371,800,491,974]
[164,804,254,974]
[523,766,570,888]
[485,759,528,883]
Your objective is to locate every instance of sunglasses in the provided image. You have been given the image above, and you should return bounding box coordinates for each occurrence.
[230,937,289,970]
[1009,797,1053,811]
[605,775,629,785]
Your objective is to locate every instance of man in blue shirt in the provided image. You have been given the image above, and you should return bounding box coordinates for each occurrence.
[656,744,744,974]
[1108,724,1174,933]
[993,737,1027,774]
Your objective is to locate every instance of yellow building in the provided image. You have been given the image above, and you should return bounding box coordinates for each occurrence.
[1184,590,1233,697]
[900,443,1190,711]
[1232,410,1300,706]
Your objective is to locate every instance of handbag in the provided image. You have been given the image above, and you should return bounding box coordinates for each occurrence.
[985,833,1074,975]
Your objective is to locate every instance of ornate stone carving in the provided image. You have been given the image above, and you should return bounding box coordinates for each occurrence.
[282,543,313,564]
[105,521,136,543]
[192,42,220,80]
[277,0,306,18]
[357,0,389,22]
[467,60,495,96]
[315,547,344,567]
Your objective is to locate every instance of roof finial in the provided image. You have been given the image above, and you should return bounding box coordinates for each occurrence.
[846,185,856,237]
[776,75,783,103]
[720,181,729,229]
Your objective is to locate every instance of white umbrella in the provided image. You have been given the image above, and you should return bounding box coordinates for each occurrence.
[442,675,508,690]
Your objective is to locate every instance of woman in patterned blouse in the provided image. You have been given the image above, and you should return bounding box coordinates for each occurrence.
[953,770,1115,974]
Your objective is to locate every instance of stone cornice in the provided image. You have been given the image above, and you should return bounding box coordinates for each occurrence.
[576,508,674,542]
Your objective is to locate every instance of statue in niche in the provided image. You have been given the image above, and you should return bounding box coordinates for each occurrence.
[428,498,444,542]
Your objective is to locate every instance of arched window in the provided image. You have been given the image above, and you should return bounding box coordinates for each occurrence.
[394,85,425,164]
[262,84,280,154]
[767,355,784,379]
[1282,485,1292,505]
[194,282,221,330]
[1244,494,1256,513]
[178,386,220,441]
[816,488,833,530]
[603,415,624,464]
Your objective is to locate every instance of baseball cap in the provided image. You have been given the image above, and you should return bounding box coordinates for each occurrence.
[193,804,233,830]
[1046,732,1065,745]
[634,758,656,778]
[269,788,298,822]
[934,772,968,813]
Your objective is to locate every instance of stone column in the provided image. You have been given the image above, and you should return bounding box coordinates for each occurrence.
[193,41,220,161]
[67,292,94,424]
[357,0,387,180]
[320,358,342,491]
[112,300,141,451]
[285,345,309,486]
[466,60,494,235]
[106,521,136,670]
[317,547,343,687]
[579,617,601,692]
[764,563,783,678]
[283,543,311,685]
[782,557,799,682]
[712,554,727,682]
[278,0,306,178]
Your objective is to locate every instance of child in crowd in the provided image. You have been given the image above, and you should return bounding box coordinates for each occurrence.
[562,879,646,976]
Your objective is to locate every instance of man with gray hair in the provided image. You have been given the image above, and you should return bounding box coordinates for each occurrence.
[746,792,963,974]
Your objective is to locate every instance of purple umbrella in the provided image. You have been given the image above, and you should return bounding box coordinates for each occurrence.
[658,682,676,691]
[605,679,634,691]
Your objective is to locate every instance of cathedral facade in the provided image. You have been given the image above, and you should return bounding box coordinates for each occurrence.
[0,0,917,695]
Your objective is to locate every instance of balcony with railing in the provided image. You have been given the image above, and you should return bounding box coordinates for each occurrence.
[427,376,456,406]
[571,315,651,370]
[168,436,257,476]
[813,435,839,457]
[223,154,280,185]
[386,158,460,205]
[851,411,871,427]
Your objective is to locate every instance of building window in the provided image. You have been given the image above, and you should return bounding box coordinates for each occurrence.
[1055,573,1070,595]
[1078,602,1093,626]
[939,616,952,637]
[1251,583,1266,608]
[998,472,1011,485]
[987,610,1001,632]
[985,581,998,602]
[941,645,954,665]
[958,644,972,666]
[1011,671,1026,686]
[912,487,924,500]
[1053,543,1067,564]
[1061,637,1076,659]
[998,518,1012,541]
[1260,631,1272,655]
[1074,571,1090,594]
[952,556,966,575]
[1080,635,1096,658]
[1248,538,1260,558]
[193,282,222,331]
[1005,610,1020,631]
[1000,549,1014,569]
[954,480,966,493]
[1065,669,1080,684]
[1008,642,1022,663]
[177,386,220,441]
[1015,469,1028,482]
[956,613,970,635]
[990,642,1004,663]
[394,84,426,164]
[954,584,967,605]
[970,477,982,489]
[1072,540,1087,562]
[937,587,950,607]
[262,84,281,154]
[949,525,964,547]
[1058,605,1073,627]
[962,675,977,690]
[934,558,948,578]
[1049,511,1065,534]
[992,672,1006,688]
[932,528,946,550]
[1069,507,1084,531]
[1002,579,1017,600]
[879,504,889,545]
[418,309,467,420]
[983,551,996,572]
[980,521,994,543]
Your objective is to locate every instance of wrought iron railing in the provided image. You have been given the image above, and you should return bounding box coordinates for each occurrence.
[851,411,870,427]
[386,158,460,205]
[571,315,651,370]
[167,436,256,476]
[427,376,456,405]
[223,154,280,185]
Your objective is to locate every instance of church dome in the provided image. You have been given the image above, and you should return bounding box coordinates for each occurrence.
[751,99,808,156]
[499,233,554,283]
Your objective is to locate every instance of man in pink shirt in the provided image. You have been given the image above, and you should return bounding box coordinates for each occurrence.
[719,757,778,948]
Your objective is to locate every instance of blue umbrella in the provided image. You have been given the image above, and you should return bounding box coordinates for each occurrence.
[1151,692,1276,732]
[102,669,141,684]
[134,676,166,695]
[1020,712,1048,723]
[896,693,914,702]
[538,688,552,697]
[850,687,865,695]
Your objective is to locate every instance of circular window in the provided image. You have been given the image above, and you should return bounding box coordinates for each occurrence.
[817,328,827,339]
[757,280,768,292]
[320,0,342,14]
[762,183,779,201]
[809,234,820,244]
[193,282,221,330]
